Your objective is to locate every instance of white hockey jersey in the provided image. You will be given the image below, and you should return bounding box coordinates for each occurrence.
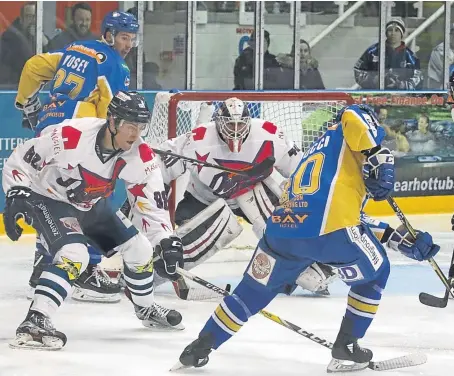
[159,119,301,207]
[2,118,172,247]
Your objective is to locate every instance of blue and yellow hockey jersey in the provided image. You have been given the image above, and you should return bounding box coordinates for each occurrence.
[273,105,386,238]
[15,39,130,131]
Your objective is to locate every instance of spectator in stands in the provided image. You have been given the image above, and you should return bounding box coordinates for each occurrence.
[427,25,454,89]
[47,2,97,51]
[0,2,49,88]
[354,18,423,90]
[276,39,325,89]
[377,107,410,155]
[233,30,281,90]
[404,113,437,154]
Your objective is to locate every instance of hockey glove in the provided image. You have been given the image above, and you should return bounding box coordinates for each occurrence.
[4,186,34,241]
[154,236,184,281]
[16,97,41,130]
[363,147,395,201]
[387,225,440,261]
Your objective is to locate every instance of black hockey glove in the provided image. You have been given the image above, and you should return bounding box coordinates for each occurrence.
[154,236,184,281]
[4,186,34,241]
[16,97,41,130]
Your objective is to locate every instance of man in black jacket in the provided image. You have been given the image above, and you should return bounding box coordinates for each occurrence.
[47,2,98,52]
[354,18,423,90]
[233,30,282,90]
[0,2,48,88]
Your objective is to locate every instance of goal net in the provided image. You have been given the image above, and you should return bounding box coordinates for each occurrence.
[143,91,354,257]
[145,92,354,153]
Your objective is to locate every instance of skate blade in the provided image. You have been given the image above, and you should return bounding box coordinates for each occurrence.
[327,358,369,373]
[170,361,192,372]
[142,320,185,331]
[9,335,64,351]
[72,288,121,303]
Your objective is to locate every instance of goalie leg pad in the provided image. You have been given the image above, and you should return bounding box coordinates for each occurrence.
[235,182,275,239]
[176,198,243,271]
[296,262,337,294]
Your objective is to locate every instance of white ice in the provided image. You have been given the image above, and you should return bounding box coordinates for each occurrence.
[1,214,453,376]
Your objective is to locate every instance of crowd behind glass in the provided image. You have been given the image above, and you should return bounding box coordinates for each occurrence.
[0,1,453,158]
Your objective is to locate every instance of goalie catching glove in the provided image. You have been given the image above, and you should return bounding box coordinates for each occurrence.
[154,236,184,281]
[4,186,34,241]
[387,225,440,261]
[362,146,395,201]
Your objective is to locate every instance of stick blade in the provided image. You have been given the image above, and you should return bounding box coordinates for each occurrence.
[368,352,427,371]
[419,292,448,308]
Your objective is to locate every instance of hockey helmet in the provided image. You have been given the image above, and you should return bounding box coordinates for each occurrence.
[335,104,379,125]
[101,11,139,47]
[108,91,151,131]
[215,98,251,153]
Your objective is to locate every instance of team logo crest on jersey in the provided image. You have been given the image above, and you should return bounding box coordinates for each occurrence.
[96,52,107,63]
[247,248,276,285]
[209,141,274,199]
[56,159,127,205]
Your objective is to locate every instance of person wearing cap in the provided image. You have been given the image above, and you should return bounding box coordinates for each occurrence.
[233,30,280,90]
[354,17,423,90]
[427,25,454,89]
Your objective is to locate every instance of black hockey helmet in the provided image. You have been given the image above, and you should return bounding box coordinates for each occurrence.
[108,90,151,130]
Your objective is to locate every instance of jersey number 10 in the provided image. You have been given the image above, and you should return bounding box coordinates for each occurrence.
[291,152,325,195]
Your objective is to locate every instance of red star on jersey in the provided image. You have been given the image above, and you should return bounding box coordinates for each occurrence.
[128,183,147,199]
[195,152,210,173]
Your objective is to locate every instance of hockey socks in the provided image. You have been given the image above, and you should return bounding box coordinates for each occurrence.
[201,278,276,348]
[344,264,389,338]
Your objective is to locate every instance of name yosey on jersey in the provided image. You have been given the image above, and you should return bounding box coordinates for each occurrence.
[60,55,90,73]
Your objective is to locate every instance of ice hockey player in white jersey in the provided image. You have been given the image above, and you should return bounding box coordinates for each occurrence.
[2,91,184,350]
[155,97,337,296]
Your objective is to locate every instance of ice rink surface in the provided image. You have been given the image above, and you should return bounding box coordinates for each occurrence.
[1,213,454,376]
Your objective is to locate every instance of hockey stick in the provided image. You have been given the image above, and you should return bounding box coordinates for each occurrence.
[418,248,454,308]
[176,267,427,371]
[386,197,454,299]
[153,149,275,177]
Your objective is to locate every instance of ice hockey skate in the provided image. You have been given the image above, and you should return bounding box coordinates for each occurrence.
[327,317,373,373]
[72,264,122,303]
[10,310,67,351]
[171,333,215,370]
[133,300,184,330]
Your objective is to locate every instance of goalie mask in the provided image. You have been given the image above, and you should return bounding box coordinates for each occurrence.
[215,98,251,152]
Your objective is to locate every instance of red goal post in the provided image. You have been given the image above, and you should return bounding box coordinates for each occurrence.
[146,91,355,221]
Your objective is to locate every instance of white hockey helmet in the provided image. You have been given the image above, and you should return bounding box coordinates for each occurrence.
[215,98,251,152]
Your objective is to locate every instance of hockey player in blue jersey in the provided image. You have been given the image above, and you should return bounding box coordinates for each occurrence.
[174,104,441,372]
[14,11,139,303]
